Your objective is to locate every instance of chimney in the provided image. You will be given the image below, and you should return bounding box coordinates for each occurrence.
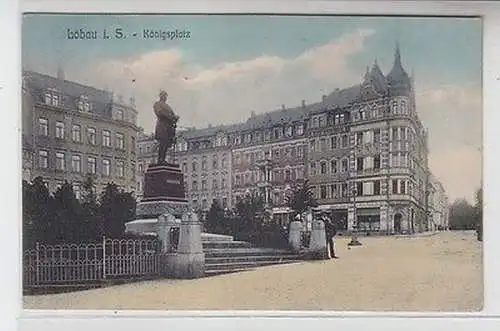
[250,111,256,118]
[301,100,306,108]
[281,104,285,110]
[322,95,326,102]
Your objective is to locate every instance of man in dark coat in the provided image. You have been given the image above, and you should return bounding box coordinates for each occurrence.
[323,213,338,259]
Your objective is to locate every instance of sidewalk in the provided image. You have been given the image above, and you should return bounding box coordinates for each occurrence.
[24,231,482,311]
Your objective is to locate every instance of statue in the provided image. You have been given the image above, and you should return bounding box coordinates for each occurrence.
[153,90,179,164]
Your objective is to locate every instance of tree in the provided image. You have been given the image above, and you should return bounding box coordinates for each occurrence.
[204,199,231,234]
[80,175,101,242]
[99,183,136,238]
[285,179,318,218]
[52,181,85,244]
[474,187,483,241]
[23,178,56,248]
[449,198,476,230]
[233,194,271,240]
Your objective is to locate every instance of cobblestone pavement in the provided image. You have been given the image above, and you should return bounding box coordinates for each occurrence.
[24,231,482,311]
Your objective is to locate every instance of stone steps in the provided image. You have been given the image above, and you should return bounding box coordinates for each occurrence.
[202,237,302,276]
[202,240,252,249]
[205,259,303,276]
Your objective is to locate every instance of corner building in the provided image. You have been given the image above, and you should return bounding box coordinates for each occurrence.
[138,44,439,234]
[22,70,140,197]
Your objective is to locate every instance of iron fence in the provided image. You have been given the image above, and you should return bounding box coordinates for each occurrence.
[23,237,162,288]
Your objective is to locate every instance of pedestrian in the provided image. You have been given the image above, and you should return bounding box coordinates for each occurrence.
[323,214,338,259]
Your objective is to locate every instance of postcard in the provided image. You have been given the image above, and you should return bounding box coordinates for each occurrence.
[20,13,482,312]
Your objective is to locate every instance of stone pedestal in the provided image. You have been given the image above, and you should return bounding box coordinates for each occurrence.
[166,212,205,279]
[288,221,302,252]
[136,163,189,219]
[308,220,328,260]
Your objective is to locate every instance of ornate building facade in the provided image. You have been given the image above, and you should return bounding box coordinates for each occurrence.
[427,174,450,231]
[22,70,140,198]
[136,44,447,233]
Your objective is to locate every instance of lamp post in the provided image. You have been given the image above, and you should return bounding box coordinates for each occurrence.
[348,144,362,246]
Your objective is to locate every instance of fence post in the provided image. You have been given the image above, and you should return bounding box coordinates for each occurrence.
[35,242,40,285]
[102,236,106,280]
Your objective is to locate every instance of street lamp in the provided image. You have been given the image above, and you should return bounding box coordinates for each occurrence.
[348,185,362,246]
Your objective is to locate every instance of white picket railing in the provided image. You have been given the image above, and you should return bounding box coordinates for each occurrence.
[23,237,162,287]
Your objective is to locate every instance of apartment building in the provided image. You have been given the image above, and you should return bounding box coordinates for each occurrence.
[22,69,140,198]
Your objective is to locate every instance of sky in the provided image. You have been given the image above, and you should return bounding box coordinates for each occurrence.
[21,14,482,203]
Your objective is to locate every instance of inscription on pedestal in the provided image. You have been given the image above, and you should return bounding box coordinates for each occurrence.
[142,163,187,202]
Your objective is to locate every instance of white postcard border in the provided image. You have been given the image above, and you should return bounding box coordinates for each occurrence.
[1,0,498,330]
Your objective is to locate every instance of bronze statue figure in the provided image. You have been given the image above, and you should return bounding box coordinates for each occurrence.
[153,90,179,164]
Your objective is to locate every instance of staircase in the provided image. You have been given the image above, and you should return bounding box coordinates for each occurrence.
[201,233,303,276]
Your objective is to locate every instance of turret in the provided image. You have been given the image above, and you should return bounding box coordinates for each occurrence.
[387,42,411,96]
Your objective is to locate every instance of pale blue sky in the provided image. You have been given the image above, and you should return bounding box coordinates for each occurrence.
[23,14,481,85]
[21,14,482,202]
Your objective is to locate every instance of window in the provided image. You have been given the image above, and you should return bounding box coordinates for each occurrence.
[320,161,327,174]
[212,157,218,169]
[202,180,207,190]
[38,150,48,168]
[55,152,65,171]
[116,108,124,120]
[320,138,326,151]
[400,180,407,194]
[221,157,227,168]
[310,139,316,152]
[356,182,363,196]
[320,185,327,199]
[131,136,136,153]
[88,127,96,145]
[192,161,197,172]
[341,183,348,197]
[374,155,381,169]
[401,127,407,140]
[202,157,207,171]
[140,163,145,173]
[117,161,124,177]
[102,159,111,176]
[44,92,59,106]
[342,135,348,148]
[331,136,338,149]
[363,182,374,195]
[73,183,81,200]
[356,157,364,171]
[374,181,381,195]
[222,178,227,189]
[356,132,363,145]
[374,129,381,143]
[55,122,65,139]
[72,124,81,142]
[310,162,317,176]
[296,124,304,136]
[192,181,198,191]
[116,133,125,149]
[331,184,338,198]
[297,146,303,158]
[331,160,338,173]
[245,133,252,144]
[286,126,293,137]
[392,127,399,140]
[39,118,48,136]
[341,159,348,172]
[364,130,373,144]
[392,180,398,194]
[360,109,366,120]
[71,155,81,173]
[222,198,228,208]
[102,130,111,147]
[213,179,218,189]
[181,162,187,173]
[88,157,96,174]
